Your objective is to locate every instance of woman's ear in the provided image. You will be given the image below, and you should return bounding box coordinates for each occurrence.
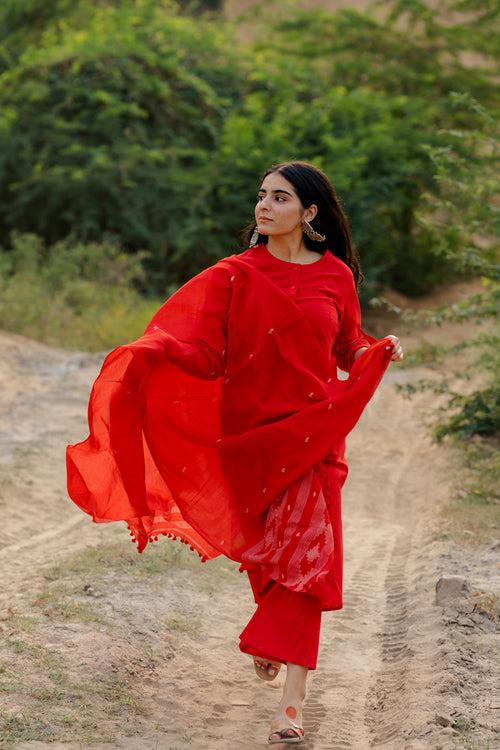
[306,204,318,222]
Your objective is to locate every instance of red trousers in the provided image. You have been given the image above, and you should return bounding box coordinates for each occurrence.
[238,571,323,670]
[237,454,348,670]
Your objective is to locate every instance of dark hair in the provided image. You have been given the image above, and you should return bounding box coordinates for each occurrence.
[239,160,364,288]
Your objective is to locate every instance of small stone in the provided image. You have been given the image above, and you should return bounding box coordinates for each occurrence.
[435,575,470,606]
[434,712,453,727]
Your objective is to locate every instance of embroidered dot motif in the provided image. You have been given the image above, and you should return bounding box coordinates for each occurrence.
[304,436,310,443]
[262,487,267,493]
[268,328,275,334]
[328,403,333,410]
[281,467,286,473]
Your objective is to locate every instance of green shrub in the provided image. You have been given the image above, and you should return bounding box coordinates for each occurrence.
[0,231,162,350]
[435,387,500,442]
[0,0,244,290]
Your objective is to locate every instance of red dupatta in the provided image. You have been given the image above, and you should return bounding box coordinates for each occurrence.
[66,254,394,579]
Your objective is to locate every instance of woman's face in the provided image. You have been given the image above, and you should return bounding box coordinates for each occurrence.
[254,172,317,238]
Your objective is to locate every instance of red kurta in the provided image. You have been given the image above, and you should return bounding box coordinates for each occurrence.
[235,243,376,611]
[66,242,393,612]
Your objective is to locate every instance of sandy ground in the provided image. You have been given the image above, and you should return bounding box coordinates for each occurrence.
[0,282,498,749]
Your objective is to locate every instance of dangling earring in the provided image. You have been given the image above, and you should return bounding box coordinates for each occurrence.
[302,218,326,242]
[249,225,260,246]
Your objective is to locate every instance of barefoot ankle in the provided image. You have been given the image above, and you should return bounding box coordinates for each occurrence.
[282,687,306,703]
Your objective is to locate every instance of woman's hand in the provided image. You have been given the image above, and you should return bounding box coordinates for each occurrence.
[385,334,403,361]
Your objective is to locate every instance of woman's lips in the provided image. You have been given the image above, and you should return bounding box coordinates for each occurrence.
[258,217,273,222]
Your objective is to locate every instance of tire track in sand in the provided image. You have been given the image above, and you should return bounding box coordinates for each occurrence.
[301,369,447,749]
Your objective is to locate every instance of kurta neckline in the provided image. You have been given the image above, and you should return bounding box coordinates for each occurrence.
[258,242,329,267]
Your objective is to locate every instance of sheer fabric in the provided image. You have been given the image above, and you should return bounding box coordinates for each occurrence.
[66,244,393,609]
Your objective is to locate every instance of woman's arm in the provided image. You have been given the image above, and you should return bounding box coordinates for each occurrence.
[332,271,376,372]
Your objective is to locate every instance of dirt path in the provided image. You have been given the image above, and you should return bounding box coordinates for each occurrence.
[0,314,497,749]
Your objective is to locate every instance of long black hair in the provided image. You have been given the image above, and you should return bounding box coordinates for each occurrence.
[239,160,364,288]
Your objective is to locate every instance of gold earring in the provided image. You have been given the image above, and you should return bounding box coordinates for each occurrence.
[302,218,326,242]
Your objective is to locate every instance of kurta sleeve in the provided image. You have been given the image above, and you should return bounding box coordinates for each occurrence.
[143,263,231,380]
[333,269,378,373]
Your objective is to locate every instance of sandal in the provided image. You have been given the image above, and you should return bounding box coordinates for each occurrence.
[253,656,282,682]
[268,722,305,744]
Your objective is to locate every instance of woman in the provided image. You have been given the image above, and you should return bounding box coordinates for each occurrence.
[67,160,403,745]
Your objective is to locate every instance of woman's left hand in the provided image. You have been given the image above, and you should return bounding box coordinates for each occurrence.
[385,334,404,361]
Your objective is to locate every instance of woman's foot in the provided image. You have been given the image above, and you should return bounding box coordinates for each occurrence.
[253,655,282,681]
[268,694,305,743]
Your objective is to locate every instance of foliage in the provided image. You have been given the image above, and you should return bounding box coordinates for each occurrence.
[434,386,500,441]
[391,91,499,442]
[219,0,498,294]
[0,0,244,292]
[0,0,497,294]
[0,231,161,350]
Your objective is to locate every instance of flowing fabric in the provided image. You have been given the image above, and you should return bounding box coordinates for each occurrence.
[66,243,394,609]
